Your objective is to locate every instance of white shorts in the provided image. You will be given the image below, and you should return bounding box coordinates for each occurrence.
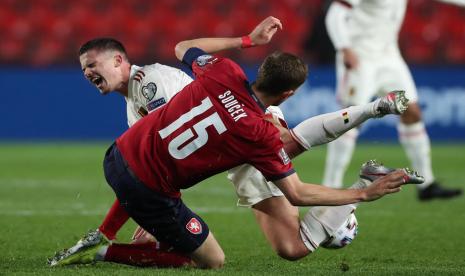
[336,49,418,107]
[227,164,284,207]
[227,105,287,207]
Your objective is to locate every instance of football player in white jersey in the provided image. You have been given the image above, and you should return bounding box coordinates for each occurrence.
[324,0,463,200]
[49,17,420,268]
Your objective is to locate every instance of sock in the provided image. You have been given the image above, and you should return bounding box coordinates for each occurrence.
[321,128,359,188]
[299,180,364,251]
[104,242,191,267]
[98,199,130,240]
[397,122,434,189]
[291,103,375,149]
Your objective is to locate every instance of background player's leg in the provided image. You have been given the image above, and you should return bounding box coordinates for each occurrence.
[322,128,359,188]
[398,103,462,200]
[252,196,310,260]
[398,103,433,188]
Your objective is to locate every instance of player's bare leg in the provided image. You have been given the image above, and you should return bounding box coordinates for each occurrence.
[398,102,462,200]
[189,231,225,269]
[252,196,309,260]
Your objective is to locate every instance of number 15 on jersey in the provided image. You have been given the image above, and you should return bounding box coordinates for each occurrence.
[158,97,227,159]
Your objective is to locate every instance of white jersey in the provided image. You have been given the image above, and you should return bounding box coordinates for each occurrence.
[326,0,407,55]
[326,0,465,55]
[126,63,193,127]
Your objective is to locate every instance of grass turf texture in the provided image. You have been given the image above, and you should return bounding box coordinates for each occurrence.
[0,143,464,275]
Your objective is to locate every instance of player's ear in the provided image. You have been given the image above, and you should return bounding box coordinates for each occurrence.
[281,90,295,101]
[114,54,123,67]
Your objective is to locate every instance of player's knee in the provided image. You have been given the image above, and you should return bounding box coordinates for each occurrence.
[276,244,310,261]
[199,253,225,269]
[401,103,422,123]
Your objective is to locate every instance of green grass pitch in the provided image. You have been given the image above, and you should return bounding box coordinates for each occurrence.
[0,143,464,275]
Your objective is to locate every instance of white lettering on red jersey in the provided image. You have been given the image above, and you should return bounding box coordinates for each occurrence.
[116,52,294,197]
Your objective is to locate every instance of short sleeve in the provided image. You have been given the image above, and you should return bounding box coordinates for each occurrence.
[182,48,208,70]
[337,0,360,7]
[248,122,295,181]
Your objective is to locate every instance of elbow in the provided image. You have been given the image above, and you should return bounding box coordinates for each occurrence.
[285,190,305,206]
[174,41,189,61]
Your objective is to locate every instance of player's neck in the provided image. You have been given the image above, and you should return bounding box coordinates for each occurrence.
[251,85,281,108]
[114,64,131,97]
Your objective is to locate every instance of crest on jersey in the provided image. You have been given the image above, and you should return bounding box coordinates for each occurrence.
[279,148,290,165]
[196,55,218,67]
[142,82,157,101]
[186,218,202,235]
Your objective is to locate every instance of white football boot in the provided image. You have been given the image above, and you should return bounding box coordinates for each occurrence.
[48,229,109,266]
[373,90,409,117]
[358,159,425,187]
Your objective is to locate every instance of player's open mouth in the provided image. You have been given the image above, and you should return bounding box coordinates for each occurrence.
[91,75,104,88]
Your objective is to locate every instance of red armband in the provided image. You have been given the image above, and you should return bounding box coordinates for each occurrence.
[241,35,253,48]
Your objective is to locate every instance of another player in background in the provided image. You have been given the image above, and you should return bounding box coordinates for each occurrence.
[49,17,421,268]
[323,0,463,200]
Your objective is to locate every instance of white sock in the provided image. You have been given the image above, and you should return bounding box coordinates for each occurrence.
[397,122,434,189]
[322,128,359,188]
[95,245,109,261]
[291,103,375,149]
[299,180,364,251]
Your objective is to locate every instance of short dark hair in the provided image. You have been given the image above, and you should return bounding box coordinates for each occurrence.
[79,38,128,60]
[255,51,308,96]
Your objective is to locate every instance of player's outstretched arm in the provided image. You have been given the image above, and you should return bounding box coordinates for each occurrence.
[274,170,417,206]
[174,16,282,60]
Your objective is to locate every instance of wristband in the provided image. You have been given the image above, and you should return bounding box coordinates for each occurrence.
[241,35,253,48]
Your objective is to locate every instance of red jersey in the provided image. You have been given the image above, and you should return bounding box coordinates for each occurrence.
[116,48,294,197]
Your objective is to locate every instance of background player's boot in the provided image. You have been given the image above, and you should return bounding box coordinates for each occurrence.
[358,160,424,187]
[418,181,462,201]
[374,90,409,117]
[48,229,109,266]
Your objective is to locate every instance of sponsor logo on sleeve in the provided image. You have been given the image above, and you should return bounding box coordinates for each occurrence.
[186,218,202,235]
[196,55,218,67]
[142,82,157,102]
[279,148,290,165]
[146,98,166,111]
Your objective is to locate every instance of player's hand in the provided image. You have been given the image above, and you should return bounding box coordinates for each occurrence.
[131,226,157,244]
[362,170,409,201]
[249,16,283,46]
[342,48,359,70]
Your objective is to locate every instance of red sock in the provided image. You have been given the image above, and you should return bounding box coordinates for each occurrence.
[104,242,192,267]
[99,199,130,240]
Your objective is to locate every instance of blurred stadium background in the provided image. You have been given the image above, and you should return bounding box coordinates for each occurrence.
[1,0,465,274]
[1,0,464,140]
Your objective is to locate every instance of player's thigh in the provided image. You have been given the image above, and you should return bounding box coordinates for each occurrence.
[336,52,377,106]
[190,231,225,269]
[378,55,418,103]
[252,196,300,239]
[115,183,211,255]
[252,196,309,259]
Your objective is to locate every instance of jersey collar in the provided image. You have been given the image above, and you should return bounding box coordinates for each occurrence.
[245,81,267,113]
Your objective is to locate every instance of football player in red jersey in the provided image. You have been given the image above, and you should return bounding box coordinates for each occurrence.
[50,17,421,269]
